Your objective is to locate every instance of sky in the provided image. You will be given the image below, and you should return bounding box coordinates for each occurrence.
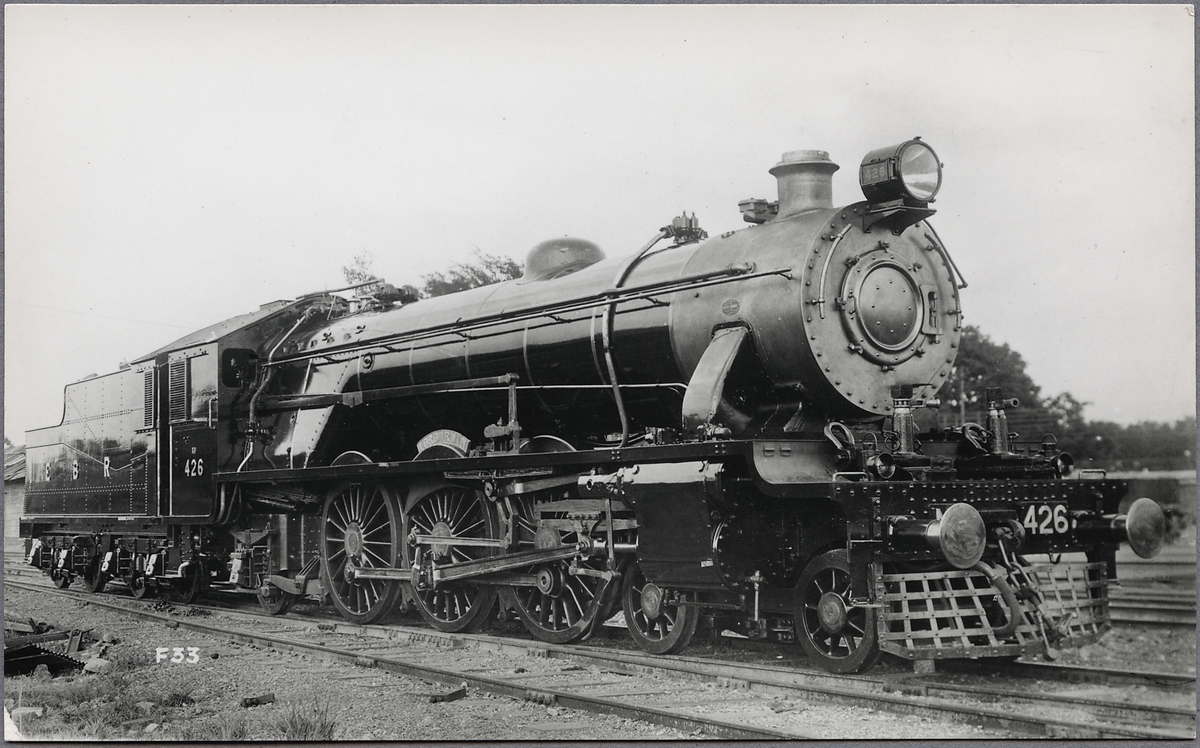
[4,4,1195,441]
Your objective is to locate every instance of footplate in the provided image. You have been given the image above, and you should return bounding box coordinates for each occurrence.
[876,560,1110,661]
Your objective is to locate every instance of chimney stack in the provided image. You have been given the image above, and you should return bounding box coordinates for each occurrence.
[769,150,839,218]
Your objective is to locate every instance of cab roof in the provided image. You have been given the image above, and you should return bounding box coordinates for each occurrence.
[130,299,299,363]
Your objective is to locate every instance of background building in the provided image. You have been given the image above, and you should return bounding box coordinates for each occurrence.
[5,446,27,547]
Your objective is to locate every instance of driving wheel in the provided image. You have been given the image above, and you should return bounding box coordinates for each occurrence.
[621,562,698,655]
[498,495,615,644]
[406,486,498,633]
[321,482,404,624]
[794,549,881,673]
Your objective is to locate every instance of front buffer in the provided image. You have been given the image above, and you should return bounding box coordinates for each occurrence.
[836,479,1166,667]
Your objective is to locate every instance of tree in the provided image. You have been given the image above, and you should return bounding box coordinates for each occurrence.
[342,252,380,287]
[935,327,1194,470]
[421,250,522,297]
[1057,416,1195,472]
[340,248,522,302]
[937,326,1047,427]
[1044,392,1088,432]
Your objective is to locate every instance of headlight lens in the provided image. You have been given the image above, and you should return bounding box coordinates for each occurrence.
[898,141,941,202]
[859,138,943,204]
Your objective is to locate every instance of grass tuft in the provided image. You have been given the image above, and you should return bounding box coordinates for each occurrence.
[3,657,149,738]
[75,713,121,740]
[160,689,194,707]
[177,716,251,741]
[273,701,339,741]
[93,693,144,726]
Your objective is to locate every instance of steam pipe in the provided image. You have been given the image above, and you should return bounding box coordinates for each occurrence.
[297,280,381,299]
[603,228,669,447]
[240,312,307,472]
[972,560,1022,638]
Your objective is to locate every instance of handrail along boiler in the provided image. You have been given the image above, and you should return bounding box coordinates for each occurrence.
[22,138,1166,672]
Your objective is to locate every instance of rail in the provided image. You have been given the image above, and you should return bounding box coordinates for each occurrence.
[5,575,1194,739]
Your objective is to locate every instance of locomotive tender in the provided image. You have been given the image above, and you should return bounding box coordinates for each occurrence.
[22,139,1166,673]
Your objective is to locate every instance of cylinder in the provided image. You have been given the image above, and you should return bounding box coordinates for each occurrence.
[768,150,839,217]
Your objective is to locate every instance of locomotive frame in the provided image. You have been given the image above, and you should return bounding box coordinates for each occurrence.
[22,139,1166,673]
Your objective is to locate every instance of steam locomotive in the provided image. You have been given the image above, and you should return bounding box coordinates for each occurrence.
[22,139,1166,673]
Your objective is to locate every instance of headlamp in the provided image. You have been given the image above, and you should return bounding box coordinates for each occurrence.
[859,138,943,205]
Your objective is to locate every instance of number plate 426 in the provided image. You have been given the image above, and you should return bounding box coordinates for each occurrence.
[1022,503,1072,535]
[182,458,205,477]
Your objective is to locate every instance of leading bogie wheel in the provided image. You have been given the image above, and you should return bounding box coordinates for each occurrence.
[499,495,615,644]
[321,482,404,625]
[407,486,498,633]
[621,562,698,655]
[794,549,882,674]
[257,577,296,616]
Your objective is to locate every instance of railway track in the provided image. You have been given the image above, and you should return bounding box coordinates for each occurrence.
[6,550,1193,628]
[1115,543,1197,584]
[5,573,1195,739]
[1109,588,1196,626]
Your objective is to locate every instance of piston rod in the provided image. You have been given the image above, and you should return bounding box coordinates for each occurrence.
[348,539,638,588]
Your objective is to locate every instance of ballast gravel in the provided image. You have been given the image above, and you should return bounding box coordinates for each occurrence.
[3,579,1194,741]
[4,587,691,741]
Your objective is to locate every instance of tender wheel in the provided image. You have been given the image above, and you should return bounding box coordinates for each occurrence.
[128,571,152,600]
[498,496,615,644]
[82,556,107,594]
[169,560,206,605]
[794,549,881,674]
[321,482,404,625]
[621,562,698,655]
[407,486,498,633]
